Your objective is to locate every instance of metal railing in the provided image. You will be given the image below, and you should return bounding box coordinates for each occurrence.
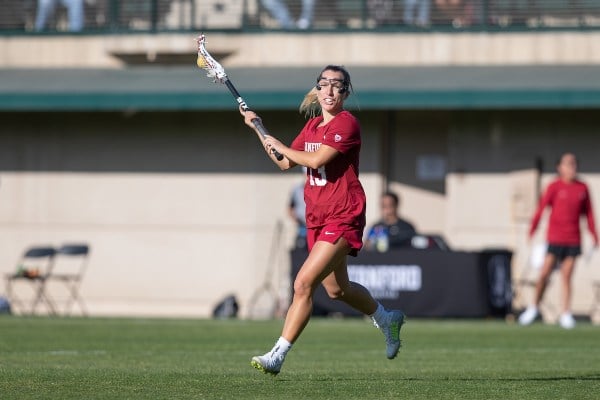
[2,0,600,34]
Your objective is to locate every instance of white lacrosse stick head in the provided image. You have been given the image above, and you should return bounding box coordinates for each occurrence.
[196,34,227,83]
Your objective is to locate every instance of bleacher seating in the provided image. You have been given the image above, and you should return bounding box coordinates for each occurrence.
[1,0,599,32]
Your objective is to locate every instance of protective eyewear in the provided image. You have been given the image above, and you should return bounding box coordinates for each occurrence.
[316,78,346,92]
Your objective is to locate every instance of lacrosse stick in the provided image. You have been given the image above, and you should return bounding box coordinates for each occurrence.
[247,220,285,319]
[583,247,597,265]
[195,34,283,161]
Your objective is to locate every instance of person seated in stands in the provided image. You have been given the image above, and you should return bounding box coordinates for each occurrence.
[261,0,315,29]
[35,0,84,32]
[434,0,475,27]
[404,0,432,27]
[365,191,417,252]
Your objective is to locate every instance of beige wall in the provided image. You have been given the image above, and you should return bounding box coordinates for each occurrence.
[0,111,385,319]
[0,171,347,318]
[2,109,600,320]
[440,111,600,322]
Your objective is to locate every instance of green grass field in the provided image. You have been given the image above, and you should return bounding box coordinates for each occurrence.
[0,316,599,399]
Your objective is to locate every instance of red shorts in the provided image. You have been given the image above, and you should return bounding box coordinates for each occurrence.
[307,223,364,257]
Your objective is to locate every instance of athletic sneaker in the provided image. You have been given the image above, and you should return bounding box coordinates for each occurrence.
[374,310,405,359]
[559,313,576,329]
[518,306,539,326]
[251,352,284,376]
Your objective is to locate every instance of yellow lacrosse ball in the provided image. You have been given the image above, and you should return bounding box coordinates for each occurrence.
[197,56,207,68]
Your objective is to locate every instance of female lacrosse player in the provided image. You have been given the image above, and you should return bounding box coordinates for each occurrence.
[241,65,405,375]
[519,152,598,329]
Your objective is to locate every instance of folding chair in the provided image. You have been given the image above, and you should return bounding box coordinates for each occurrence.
[4,246,57,315]
[47,243,90,316]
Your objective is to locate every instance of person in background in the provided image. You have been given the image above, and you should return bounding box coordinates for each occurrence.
[35,0,84,32]
[261,0,316,29]
[288,169,307,249]
[519,152,598,329]
[434,0,476,27]
[241,65,405,376]
[365,191,417,252]
[403,0,431,27]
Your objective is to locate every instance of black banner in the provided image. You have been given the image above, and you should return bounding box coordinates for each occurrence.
[290,248,511,318]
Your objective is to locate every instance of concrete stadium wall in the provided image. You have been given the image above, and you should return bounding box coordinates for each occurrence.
[362,108,600,322]
[1,109,599,320]
[1,31,600,68]
[0,111,384,318]
[441,110,600,322]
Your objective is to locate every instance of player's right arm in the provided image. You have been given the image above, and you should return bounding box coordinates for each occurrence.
[529,183,554,239]
[240,108,296,170]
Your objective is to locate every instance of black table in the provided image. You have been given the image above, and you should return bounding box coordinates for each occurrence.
[290,248,512,318]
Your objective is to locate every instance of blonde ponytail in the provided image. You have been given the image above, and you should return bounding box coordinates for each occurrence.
[299,87,320,119]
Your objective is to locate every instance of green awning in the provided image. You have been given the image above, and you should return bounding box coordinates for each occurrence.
[2,66,600,111]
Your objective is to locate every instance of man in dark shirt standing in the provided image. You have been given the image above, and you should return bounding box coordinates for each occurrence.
[365,191,417,252]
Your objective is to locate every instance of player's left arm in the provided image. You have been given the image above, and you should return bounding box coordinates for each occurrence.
[265,142,339,170]
[583,186,599,246]
[529,184,554,240]
[264,115,357,170]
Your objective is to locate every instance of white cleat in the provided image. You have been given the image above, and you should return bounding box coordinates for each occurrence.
[559,313,576,329]
[518,306,539,326]
[251,352,284,376]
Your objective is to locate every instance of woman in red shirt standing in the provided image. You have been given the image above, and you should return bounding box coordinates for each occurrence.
[241,65,405,375]
[519,152,598,329]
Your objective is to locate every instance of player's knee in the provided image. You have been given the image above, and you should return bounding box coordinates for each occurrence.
[293,278,313,298]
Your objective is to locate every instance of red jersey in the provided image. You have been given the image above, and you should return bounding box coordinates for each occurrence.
[290,111,366,231]
[529,178,598,246]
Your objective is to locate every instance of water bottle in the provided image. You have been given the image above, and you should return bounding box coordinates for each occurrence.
[376,226,389,252]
